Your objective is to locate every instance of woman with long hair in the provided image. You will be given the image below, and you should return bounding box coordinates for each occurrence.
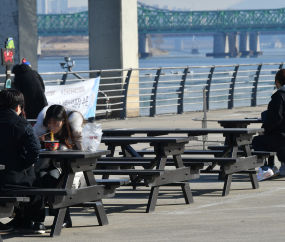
[33,104,85,228]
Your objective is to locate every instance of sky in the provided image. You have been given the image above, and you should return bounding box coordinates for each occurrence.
[138,0,285,10]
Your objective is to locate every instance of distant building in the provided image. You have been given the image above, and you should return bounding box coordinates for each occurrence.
[153,5,159,8]
[67,6,88,13]
[37,0,48,14]
[163,5,170,10]
[47,0,68,14]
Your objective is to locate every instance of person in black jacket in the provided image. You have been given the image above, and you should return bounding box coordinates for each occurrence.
[252,69,285,178]
[12,59,48,119]
[0,89,46,234]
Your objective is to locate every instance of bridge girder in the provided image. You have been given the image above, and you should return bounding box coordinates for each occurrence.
[37,5,285,36]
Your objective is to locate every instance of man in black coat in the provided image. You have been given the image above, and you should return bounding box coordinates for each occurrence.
[12,59,48,119]
[0,89,46,233]
[252,69,285,178]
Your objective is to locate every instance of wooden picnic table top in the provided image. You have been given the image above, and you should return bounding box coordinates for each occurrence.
[39,150,110,159]
[218,119,263,124]
[101,136,191,144]
[102,128,263,136]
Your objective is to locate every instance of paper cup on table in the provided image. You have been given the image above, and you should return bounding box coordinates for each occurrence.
[44,141,59,151]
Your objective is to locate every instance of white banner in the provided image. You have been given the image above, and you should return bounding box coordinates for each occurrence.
[45,77,100,119]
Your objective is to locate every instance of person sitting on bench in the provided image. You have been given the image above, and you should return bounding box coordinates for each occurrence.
[33,104,84,229]
[0,89,46,234]
[252,69,285,180]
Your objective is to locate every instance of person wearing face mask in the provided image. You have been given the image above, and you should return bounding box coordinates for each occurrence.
[33,104,84,229]
[252,69,285,181]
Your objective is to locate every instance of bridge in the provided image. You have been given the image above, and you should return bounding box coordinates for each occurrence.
[37,3,285,36]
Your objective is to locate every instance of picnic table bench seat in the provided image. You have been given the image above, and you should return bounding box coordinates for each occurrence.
[93,168,193,188]
[101,155,259,196]
[128,149,275,158]
[96,179,130,186]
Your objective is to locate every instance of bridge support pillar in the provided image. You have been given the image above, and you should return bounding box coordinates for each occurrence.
[228,32,240,58]
[239,32,252,57]
[89,0,139,118]
[174,39,183,51]
[0,0,38,83]
[206,33,229,58]
[250,32,263,57]
[139,34,152,58]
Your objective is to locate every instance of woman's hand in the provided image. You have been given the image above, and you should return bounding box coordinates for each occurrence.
[38,135,45,142]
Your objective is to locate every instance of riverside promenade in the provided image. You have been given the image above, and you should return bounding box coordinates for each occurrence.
[2,105,285,242]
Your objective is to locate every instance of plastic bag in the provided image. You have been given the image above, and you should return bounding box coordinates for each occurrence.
[82,123,103,151]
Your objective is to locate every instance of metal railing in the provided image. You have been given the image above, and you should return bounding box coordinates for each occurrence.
[0,61,282,119]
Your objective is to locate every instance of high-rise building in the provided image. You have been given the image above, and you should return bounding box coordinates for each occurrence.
[37,0,48,14]
[47,0,68,14]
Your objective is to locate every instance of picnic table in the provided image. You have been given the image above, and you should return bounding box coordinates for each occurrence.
[98,136,202,212]
[102,128,264,196]
[218,118,262,128]
[2,150,116,237]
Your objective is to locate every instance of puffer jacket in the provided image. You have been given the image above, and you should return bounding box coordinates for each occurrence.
[262,86,285,136]
[33,105,84,149]
[0,108,40,190]
[12,64,48,119]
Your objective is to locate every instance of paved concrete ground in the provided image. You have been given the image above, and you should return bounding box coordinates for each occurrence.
[2,105,285,242]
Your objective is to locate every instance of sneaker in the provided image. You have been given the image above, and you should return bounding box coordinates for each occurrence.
[271,166,280,176]
[33,222,46,234]
[257,167,274,181]
[279,162,285,176]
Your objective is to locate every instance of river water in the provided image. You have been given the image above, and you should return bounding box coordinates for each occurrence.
[38,48,285,115]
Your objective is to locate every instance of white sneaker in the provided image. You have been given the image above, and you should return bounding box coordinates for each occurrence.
[257,167,274,181]
[272,166,280,176]
[279,162,285,176]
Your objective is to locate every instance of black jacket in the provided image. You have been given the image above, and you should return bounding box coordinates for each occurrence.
[12,64,48,119]
[0,108,40,190]
[262,89,285,136]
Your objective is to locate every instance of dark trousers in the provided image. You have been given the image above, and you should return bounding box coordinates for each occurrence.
[38,161,71,222]
[12,194,45,224]
[11,177,45,223]
[252,133,285,166]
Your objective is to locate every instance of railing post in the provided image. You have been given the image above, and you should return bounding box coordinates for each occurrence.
[177,67,189,114]
[120,69,132,119]
[228,65,239,109]
[251,64,262,107]
[60,71,68,85]
[150,68,162,117]
[202,86,208,150]
[205,66,215,111]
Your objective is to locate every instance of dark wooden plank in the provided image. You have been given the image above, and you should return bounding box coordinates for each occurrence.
[3,189,76,196]
[96,179,130,186]
[102,128,263,136]
[101,137,190,144]
[93,169,164,176]
[97,160,212,167]
[218,119,262,125]
[40,150,110,159]
[0,197,30,202]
